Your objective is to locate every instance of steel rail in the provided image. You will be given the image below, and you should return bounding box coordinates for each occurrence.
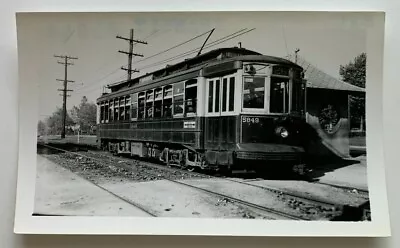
[40,144,306,220]
[86,150,362,210]
[38,144,158,217]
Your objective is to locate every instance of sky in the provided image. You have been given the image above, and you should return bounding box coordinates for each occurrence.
[15,12,368,120]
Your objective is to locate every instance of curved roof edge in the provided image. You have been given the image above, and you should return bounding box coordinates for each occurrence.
[286,54,365,93]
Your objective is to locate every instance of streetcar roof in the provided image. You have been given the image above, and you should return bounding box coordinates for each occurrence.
[105,47,300,92]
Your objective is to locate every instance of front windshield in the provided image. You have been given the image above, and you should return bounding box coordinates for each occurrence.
[243,77,265,109]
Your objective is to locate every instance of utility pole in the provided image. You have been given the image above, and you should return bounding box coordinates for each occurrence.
[295,48,300,64]
[54,55,78,139]
[117,29,147,81]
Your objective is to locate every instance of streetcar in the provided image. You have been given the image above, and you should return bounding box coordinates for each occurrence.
[96,47,308,174]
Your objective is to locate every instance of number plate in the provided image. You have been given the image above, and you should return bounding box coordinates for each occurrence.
[241,116,260,124]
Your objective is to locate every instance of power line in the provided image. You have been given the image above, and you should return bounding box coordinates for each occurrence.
[117,28,148,81]
[74,28,254,95]
[54,54,78,139]
[73,30,159,93]
[137,28,254,71]
[135,28,214,64]
[74,29,212,93]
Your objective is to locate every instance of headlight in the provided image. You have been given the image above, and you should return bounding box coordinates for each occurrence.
[280,128,289,138]
[275,126,289,138]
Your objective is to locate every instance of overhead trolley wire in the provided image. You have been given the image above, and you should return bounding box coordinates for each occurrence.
[134,28,215,63]
[74,29,211,93]
[137,28,255,71]
[75,28,255,95]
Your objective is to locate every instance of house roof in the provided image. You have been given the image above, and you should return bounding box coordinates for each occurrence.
[287,55,365,93]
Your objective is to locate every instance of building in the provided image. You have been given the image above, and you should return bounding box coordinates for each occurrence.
[290,55,365,159]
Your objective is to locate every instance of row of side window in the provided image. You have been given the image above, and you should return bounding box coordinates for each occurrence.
[99,79,197,123]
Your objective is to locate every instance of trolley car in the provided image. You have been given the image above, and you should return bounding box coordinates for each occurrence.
[96,47,307,173]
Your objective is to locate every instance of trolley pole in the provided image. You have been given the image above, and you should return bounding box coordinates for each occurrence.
[117,29,147,81]
[54,55,78,139]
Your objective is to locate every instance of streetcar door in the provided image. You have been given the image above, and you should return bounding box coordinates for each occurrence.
[205,77,222,150]
[205,76,236,151]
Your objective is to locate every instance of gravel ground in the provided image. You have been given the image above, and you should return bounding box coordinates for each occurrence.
[181,178,342,220]
[39,147,366,221]
[41,151,207,185]
[35,155,154,217]
[39,149,276,219]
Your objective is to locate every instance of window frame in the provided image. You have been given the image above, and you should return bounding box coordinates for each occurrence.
[269,76,290,114]
[173,82,185,117]
[221,75,236,116]
[184,79,197,117]
[241,76,268,114]
[146,90,154,119]
[162,85,173,118]
[130,93,138,121]
[138,92,146,120]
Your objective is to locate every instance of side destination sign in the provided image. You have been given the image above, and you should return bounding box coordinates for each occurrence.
[184,121,196,128]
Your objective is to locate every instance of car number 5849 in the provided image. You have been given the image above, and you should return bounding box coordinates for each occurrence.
[242,116,260,123]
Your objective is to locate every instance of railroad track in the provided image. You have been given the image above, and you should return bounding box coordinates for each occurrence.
[86,150,368,212]
[315,182,369,198]
[37,145,157,217]
[39,144,306,220]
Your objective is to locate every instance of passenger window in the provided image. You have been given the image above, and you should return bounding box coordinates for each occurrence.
[215,80,220,112]
[208,80,214,113]
[164,85,172,98]
[131,93,137,120]
[105,102,109,121]
[270,77,289,113]
[222,78,227,112]
[173,82,184,115]
[125,96,130,120]
[146,90,154,118]
[163,86,173,118]
[185,80,197,115]
[109,100,114,121]
[119,98,125,120]
[138,93,145,119]
[163,98,172,117]
[114,99,119,121]
[154,88,162,118]
[174,95,184,115]
[100,103,104,122]
[243,77,265,109]
[229,77,235,111]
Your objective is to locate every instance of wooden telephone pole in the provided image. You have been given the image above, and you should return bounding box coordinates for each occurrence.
[117,29,147,81]
[54,55,78,139]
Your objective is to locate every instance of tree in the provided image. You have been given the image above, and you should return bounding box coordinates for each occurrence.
[73,96,97,134]
[45,107,75,135]
[37,120,46,136]
[339,53,366,131]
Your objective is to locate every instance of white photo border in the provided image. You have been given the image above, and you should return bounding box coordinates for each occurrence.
[14,10,390,237]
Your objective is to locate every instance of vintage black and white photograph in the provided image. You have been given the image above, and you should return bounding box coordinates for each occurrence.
[16,11,379,227]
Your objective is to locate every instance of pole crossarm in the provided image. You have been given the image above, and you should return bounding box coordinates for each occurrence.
[121,67,139,73]
[118,50,144,57]
[116,35,148,44]
[56,79,75,82]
